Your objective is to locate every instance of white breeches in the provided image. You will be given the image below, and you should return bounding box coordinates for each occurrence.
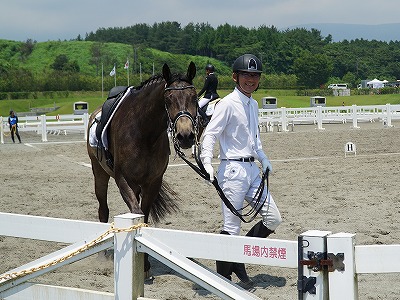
[198,97,211,109]
[216,160,282,236]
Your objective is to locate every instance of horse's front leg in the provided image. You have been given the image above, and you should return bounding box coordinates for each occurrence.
[115,174,154,277]
[90,158,111,223]
[114,174,142,215]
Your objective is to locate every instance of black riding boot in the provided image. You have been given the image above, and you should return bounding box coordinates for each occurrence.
[198,107,209,126]
[216,231,233,280]
[246,220,274,238]
[232,263,249,282]
[216,260,233,280]
[232,262,254,290]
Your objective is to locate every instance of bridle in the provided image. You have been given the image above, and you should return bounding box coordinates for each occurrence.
[164,83,199,146]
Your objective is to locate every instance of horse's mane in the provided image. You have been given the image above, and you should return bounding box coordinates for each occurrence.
[134,74,163,90]
[165,73,193,86]
[135,72,193,91]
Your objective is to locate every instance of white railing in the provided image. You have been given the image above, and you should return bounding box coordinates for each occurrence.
[259,103,400,132]
[0,212,298,300]
[1,104,399,144]
[0,113,89,143]
[1,212,399,299]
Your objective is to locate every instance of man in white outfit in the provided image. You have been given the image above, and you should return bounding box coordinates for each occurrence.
[200,54,282,289]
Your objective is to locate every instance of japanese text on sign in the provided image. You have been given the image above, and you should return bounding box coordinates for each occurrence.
[244,244,287,260]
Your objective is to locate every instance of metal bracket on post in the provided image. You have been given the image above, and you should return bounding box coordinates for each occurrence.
[298,276,317,295]
[298,230,332,300]
[300,251,345,272]
[298,251,327,296]
[326,253,345,272]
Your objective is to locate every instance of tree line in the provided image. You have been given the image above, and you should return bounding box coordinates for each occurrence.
[1,22,400,96]
[84,22,400,88]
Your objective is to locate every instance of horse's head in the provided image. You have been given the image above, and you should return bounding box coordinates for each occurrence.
[163,62,198,149]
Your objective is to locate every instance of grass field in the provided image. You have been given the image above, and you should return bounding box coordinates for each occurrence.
[1,89,400,117]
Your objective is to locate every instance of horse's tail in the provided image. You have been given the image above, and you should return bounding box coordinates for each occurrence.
[150,179,180,223]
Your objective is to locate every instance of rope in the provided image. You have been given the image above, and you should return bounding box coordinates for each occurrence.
[0,222,148,282]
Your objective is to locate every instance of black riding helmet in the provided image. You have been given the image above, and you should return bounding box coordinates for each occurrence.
[232,54,262,74]
[205,64,215,72]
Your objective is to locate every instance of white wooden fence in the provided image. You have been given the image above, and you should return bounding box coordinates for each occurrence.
[259,103,400,132]
[1,212,400,300]
[0,113,89,144]
[1,104,399,144]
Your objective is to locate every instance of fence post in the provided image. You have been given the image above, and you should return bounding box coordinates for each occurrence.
[281,107,288,131]
[316,106,324,130]
[299,230,331,300]
[326,233,358,300]
[385,103,393,127]
[83,113,89,141]
[351,105,359,129]
[114,213,145,300]
[41,114,48,142]
[0,117,4,144]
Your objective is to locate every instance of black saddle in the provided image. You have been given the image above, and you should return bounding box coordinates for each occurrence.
[95,86,130,142]
[94,86,132,170]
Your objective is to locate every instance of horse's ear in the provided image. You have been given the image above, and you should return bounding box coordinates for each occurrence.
[187,61,196,81]
[162,63,171,82]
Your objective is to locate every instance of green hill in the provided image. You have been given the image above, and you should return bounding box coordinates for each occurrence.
[0,39,231,79]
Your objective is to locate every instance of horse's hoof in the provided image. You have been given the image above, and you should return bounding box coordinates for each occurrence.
[98,248,114,260]
[144,270,154,282]
[192,282,204,290]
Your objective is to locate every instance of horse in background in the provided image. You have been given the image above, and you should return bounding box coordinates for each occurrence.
[191,98,221,157]
[87,62,198,272]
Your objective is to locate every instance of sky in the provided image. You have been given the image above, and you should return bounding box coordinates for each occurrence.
[1,0,399,42]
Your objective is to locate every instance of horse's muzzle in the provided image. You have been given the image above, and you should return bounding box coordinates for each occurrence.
[175,129,195,149]
[171,111,197,149]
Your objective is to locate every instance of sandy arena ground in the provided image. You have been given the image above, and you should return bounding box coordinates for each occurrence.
[1,121,400,299]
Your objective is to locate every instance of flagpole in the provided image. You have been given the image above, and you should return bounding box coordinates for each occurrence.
[114,64,116,87]
[126,58,130,86]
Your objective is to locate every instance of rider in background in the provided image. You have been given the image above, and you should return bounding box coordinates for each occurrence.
[200,54,282,289]
[8,110,22,143]
[197,64,219,125]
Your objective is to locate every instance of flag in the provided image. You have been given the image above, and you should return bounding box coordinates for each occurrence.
[124,60,129,69]
[109,66,116,76]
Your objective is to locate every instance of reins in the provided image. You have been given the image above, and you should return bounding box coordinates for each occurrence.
[173,140,269,223]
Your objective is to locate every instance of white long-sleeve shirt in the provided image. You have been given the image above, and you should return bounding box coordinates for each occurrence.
[201,87,267,163]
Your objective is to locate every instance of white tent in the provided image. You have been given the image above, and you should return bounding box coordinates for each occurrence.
[367,78,384,88]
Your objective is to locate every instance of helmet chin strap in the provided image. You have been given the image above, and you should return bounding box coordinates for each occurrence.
[234,74,249,97]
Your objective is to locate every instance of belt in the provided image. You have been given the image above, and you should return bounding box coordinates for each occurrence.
[222,157,255,162]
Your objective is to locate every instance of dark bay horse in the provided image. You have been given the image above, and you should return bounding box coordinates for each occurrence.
[87,62,198,270]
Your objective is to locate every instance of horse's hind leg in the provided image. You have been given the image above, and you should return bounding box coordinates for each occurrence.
[91,160,111,223]
[139,178,164,274]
